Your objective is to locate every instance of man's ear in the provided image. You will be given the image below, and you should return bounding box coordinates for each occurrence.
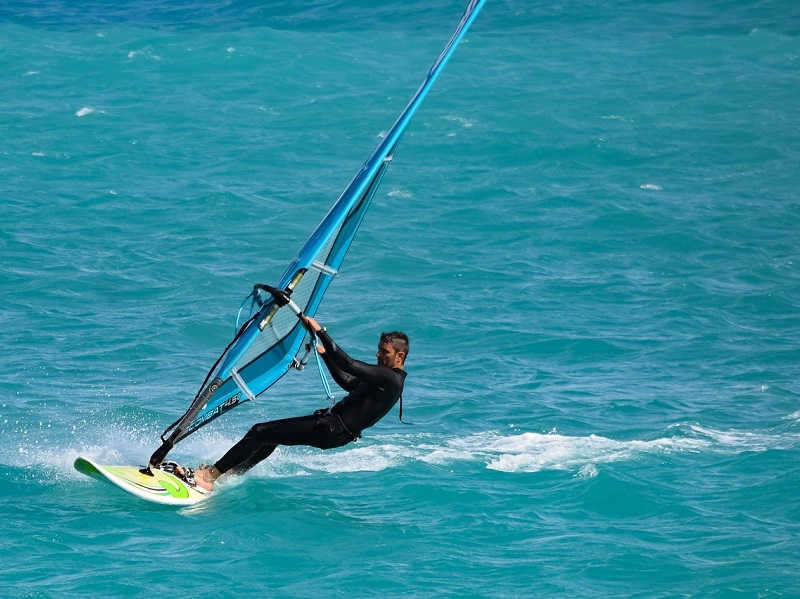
[396,351,406,365]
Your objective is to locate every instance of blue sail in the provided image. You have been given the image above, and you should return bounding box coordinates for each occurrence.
[149,0,486,466]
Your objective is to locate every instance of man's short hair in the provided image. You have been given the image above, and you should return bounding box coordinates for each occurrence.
[381,331,409,361]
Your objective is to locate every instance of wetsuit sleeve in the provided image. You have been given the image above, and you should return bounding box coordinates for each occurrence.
[317,330,401,389]
[317,330,360,392]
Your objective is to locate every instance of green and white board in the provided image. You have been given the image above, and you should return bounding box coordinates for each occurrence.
[74,456,210,506]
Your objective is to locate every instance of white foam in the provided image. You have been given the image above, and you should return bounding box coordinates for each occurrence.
[601,114,633,122]
[482,431,706,473]
[76,107,102,117]
[575,463,599,479]
[685,423,795,451]
[127,48,161,61]
[444,115,475,128]
[259,429,710,476]
[275,443,408,475]
[10,418,798,482]
[640,183,662,191]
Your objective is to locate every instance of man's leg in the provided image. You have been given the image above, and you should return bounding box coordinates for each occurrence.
[227,443,278,474]
[214,414,327,474]
[194,412,352,491]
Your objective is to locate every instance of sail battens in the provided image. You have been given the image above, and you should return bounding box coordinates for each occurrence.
[230,368,257,403]
[311,261,338,277]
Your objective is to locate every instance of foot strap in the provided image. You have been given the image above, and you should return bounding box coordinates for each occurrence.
[160,461,210,494]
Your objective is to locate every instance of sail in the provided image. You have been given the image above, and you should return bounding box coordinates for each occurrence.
[148,0,486,467]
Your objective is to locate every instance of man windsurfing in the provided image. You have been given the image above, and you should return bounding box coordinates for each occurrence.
[186,314,408,491]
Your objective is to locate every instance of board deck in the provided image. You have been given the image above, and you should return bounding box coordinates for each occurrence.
[74,456,210,506]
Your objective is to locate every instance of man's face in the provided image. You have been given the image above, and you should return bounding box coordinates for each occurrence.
[376,341,401,368]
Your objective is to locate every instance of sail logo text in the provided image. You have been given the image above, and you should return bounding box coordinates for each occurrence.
[190,393,242,430]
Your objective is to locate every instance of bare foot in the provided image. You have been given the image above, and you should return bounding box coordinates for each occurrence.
[193,467,215,492]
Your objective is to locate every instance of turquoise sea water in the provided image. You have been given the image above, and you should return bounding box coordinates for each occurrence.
[2,0,799,596]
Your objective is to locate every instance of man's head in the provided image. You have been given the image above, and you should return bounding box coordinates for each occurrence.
[377,331,409,369]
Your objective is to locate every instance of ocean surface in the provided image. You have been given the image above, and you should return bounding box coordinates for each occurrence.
[2,0,799,596]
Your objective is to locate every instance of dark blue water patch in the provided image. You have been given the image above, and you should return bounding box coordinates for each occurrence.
[4,0,799,37]
[0,0,478,32]
[476,0,800,38]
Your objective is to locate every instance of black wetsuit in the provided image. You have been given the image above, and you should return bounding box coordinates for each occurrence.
[214,329,407,474]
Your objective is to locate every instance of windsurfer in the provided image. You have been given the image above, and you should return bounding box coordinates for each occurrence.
[189,315,408,491]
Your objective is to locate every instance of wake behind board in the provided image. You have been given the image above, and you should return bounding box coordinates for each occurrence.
[74,456,210,506]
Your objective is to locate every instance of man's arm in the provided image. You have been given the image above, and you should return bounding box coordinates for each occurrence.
[301,316,359,391]
[317,330,400,388]
[302,316,398,388]
[318,342,360,392]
